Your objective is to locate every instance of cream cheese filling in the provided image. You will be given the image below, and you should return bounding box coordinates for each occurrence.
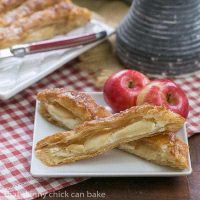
[45,103,81,129]
[111,120,156,140]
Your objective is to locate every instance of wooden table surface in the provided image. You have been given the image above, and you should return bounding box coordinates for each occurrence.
[38,134,200,200]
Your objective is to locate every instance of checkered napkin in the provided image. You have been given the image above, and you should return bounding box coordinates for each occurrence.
[174,75,200,136]
[0,63,199,200]
[0,64,99,200]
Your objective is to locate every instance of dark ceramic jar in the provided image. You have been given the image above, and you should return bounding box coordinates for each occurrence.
[116,0,200,76]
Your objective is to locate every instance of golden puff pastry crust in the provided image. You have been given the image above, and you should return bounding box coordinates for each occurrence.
[0,0,26,13]
[0,0,91,48]
[35,104,185,166]
[119,133,189,169]
[37,88,111,129]
[0,0,63,27]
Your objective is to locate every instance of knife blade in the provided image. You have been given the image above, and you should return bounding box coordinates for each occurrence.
[0,31,107,59]
[0,48,13,58]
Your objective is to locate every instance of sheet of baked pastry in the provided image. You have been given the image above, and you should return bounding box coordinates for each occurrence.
[0,0,91,48]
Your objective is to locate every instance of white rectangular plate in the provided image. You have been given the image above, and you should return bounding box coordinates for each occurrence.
[31,92,192,177]
[0,20,114,100]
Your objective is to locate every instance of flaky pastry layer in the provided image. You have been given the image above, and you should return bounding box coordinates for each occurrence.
[35,104,185,166]
[0,0,64,27]
[0,0,26,13]
[119,133,189,169]
[0,0,91,48]
[37,88,110,129]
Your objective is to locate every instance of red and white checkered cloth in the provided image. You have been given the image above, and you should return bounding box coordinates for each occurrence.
[0,62,199,200]
[174,76,200,136]
[0,64,99,200]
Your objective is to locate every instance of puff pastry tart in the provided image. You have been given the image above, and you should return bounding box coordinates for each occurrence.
[0,0,63,27]
[119,133,189,169]
[37,88,110,129]
[0,0,26,13]
[0,0,91,48]
[35,104,185,166]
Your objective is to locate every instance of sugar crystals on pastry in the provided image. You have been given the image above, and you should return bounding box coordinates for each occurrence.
[37,88,110,129]
[35,104,185,166]
[0,0,63,27]
[0,0,26,13]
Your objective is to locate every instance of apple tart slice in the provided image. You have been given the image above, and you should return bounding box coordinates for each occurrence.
[35,104,185,166]
[119,133,189,169]
[37,88,110,129]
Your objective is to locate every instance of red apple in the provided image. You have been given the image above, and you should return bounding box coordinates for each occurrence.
[103,70,150,112]
[136,79,189,118]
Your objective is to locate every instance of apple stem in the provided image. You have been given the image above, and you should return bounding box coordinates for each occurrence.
[167,93,176,104]
[128,81,134,88]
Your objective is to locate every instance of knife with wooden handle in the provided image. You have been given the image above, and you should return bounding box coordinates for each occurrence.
[0,31,107,59]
